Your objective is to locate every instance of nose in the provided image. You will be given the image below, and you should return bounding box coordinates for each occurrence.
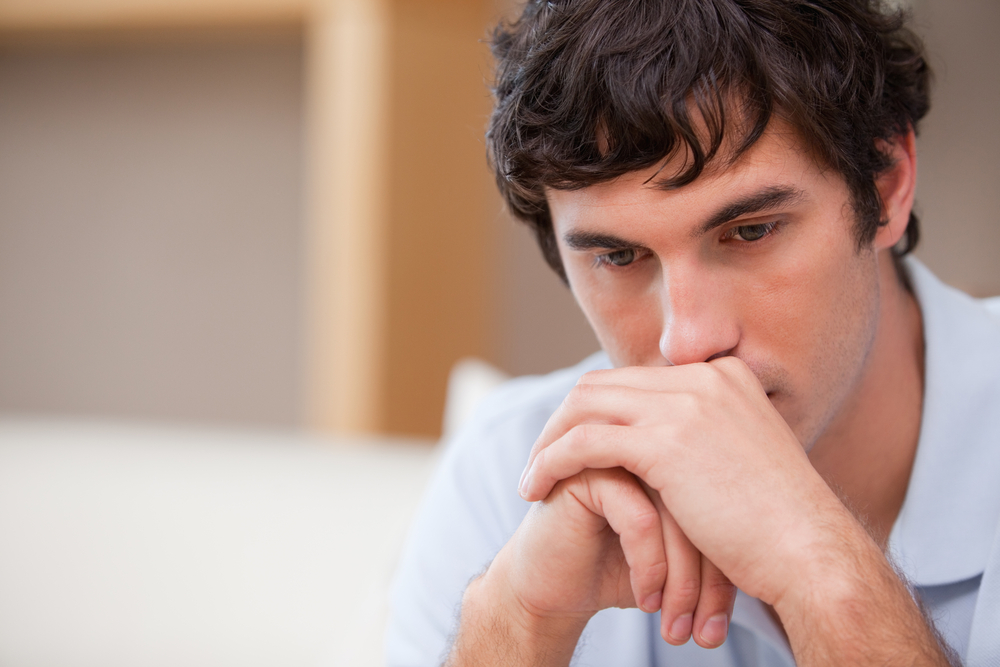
[658,262,739,366]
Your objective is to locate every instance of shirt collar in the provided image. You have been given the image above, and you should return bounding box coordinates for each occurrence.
[888,257,1000,587]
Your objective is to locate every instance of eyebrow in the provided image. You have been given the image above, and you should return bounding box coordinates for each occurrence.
[694,185,806,237]
[562,230,639,251]
[561,185,807,251]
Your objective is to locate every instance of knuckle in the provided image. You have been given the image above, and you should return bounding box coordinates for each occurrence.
[697,360,744,399]
[705,363,729,388]
[565,382,597,410]
[579,369,610,384]
[669,577,703,607]
[550,476,571,495]
[576,467,604,489]
[566,423,594,448]
[641,559,668,583]
[566,468,595,490]
[716,356,754,386]
[675,391,700,414]
[630,506,661,535]
[530,447,547,471]
[577,381,602,400]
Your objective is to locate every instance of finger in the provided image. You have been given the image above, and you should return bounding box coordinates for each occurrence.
[577,363,716,392]
[580,357,760,392]
[646,491,703,646]
[692,555,736,648]
[521,383,662,491]
[521,362,724,487]
[521,423,659,501]
[519,361,761,493]
[584,470,668,612]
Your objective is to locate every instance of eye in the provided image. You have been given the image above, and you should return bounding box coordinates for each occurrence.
[724,221,778,242]
[597,248,638,267]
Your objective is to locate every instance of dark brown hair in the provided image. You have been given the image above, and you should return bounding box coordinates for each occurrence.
[487,0,931,280]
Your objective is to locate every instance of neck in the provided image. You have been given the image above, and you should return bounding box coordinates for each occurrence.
[807,252,925,549]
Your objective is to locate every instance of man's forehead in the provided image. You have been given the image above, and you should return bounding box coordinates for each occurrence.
[658,118,813,185]
[548,119,815,209]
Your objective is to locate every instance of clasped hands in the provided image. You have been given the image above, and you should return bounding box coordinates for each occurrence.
[502,356,851,649]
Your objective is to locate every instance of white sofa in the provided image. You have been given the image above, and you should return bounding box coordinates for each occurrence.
[0,418,439,667]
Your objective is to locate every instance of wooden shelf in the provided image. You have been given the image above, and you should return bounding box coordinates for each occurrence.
[0,0,503,437]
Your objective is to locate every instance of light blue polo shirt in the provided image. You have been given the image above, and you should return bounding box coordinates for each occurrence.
[386,257,1000,666]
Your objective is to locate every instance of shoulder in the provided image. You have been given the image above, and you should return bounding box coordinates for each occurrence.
[385,352,611,666]
[980,296,1000,320]
[473,351,613,425]
[456,351,612,453]
[436,351,613,533]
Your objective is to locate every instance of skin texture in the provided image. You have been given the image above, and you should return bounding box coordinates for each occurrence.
[554,124,881,450]
[446,125,953,666]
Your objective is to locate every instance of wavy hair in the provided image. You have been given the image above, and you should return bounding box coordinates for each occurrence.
[487,0,931,280]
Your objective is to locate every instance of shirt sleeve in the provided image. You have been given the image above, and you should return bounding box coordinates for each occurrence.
[383,378,557,667]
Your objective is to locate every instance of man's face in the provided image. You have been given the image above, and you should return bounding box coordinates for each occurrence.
[547,124,883,449]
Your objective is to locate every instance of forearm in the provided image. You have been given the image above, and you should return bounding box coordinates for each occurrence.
[445,553,589,667]
[776,522,957,667]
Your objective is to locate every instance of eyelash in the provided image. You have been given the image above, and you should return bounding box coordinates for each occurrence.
[720,221,780,243]
[594,247,648,268]
[593,221,780,269]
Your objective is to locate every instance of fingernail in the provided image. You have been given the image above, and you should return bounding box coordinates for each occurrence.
[519,468,533,499]
[642,592,662,613]
[668,613,692,643]
[700,613,729,647]
[518,463,529,491]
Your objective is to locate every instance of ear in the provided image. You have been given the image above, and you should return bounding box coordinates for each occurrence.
[873,128,918,251]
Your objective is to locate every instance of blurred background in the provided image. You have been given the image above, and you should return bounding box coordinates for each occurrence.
[0,1,996,665]
[0,0,997,439]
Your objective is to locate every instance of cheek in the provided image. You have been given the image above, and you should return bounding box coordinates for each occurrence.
[808,249,881,395]
[746,230,880,444]
[567,268,664,367]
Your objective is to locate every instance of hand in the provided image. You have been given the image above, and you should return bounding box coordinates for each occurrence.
[456,357,953,666]
[518,357,853,612]
[502,467,670,619]
[449,466,735,666]
[448,467,666,666]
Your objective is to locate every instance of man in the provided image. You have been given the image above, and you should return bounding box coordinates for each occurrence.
[387,0,1000,665]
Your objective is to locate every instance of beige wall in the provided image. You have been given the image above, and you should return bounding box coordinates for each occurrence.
[0,29,305,426]
[0,0,996,436]
[483,0,600,378]
[912,0,1000,296]
[492,217,600,377]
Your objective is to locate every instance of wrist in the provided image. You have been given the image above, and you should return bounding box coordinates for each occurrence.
[480,549,592,651]
[448,548,590,667]
[770,507,880,621]
[769,515,951,665]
